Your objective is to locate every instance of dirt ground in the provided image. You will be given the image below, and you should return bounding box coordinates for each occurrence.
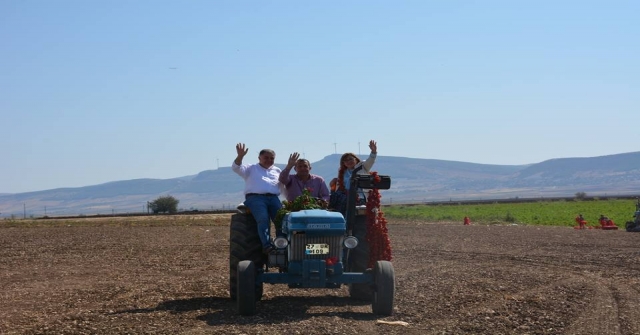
[2,214,640,335]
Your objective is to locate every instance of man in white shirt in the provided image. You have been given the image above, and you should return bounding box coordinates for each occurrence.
[232,143,282,253]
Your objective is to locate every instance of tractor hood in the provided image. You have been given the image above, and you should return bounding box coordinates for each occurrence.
[282,209,346,236]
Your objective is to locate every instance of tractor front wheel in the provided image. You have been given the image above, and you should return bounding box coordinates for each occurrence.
[371,260,395,315]
[229,213,264,300]
[348,215,372,300]
[237,260,257,316]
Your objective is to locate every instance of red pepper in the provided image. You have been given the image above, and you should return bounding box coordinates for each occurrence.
[365,172,392,268]
[325,257,338,266]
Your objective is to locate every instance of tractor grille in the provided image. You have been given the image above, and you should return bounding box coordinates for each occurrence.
[289,234,343,262]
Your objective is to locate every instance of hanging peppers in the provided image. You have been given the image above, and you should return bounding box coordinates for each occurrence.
[365,172,392,268]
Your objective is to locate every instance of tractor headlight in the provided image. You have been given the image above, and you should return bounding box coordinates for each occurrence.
[273,237,288,249]
[343,236,359,249]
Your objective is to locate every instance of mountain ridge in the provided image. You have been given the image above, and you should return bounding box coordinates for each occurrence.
[2,151,639,217]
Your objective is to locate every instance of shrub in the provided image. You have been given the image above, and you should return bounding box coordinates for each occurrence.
[149,195,179,214]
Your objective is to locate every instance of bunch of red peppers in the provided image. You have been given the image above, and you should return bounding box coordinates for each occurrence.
[365,172,392,268]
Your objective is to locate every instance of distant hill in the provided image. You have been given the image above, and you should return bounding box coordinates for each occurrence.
[2,152,640,217]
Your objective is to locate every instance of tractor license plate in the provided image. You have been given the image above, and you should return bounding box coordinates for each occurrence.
[305,243,330,255]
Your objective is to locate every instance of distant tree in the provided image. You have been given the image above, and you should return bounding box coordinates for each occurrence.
[575,192,587,200]
[149,195,179,214]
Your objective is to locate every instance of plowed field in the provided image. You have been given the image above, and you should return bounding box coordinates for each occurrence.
[2,215,640,334]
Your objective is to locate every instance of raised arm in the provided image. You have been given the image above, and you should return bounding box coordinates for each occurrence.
[279,152,300,184]
[369,140,377,155]
[234,143,248,166]
[363,140,378,172]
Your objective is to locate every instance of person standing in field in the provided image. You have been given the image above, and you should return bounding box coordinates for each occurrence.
[575,214,587,229]
[279,152,330,203]
[231,143,282,253]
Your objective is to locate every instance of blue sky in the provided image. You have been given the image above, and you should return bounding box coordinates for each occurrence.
[2,1,638,194]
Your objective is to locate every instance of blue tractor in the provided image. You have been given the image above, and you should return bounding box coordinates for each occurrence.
[229,168,393,316]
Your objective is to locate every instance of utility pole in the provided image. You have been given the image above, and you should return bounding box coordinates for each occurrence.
[23,203,26,219]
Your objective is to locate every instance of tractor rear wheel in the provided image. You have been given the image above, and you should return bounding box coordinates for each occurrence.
[348,214,372,300]
[229,213,264,301]
[237,260,257,315]
[372,260,395,315]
